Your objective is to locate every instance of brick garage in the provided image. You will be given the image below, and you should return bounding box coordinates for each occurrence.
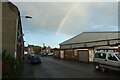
[59,32,120,62]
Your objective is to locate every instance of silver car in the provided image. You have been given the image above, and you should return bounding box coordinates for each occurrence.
[93,51,120,72]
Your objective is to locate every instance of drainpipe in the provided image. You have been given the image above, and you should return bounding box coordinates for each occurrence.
[14,15,19,59]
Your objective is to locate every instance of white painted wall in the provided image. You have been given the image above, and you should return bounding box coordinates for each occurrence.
[60,50,64,59]
[88,49,94,62]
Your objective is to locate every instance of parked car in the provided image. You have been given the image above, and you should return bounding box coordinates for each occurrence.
[27,53,35,59]
[29,54,41,64]
[47,53,53,56]
[93,51,120,72]
[40,53,48,57]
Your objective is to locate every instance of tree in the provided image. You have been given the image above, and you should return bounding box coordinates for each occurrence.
[34,46,41,54]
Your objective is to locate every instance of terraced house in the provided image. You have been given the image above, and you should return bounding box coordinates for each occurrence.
[2,2,24,65]
[2,2,24,78]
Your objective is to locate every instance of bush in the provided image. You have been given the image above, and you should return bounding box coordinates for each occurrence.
[2,50,20,78]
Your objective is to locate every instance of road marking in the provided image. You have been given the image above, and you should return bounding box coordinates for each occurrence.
[34,72,39,80]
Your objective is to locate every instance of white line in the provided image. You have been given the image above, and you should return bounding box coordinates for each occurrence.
[34,72,39,80]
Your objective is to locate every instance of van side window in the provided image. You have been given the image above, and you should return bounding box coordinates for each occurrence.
[108,54,118,61]
[100,53,106,59]
[94,53,106,59]
[94,53,101,58]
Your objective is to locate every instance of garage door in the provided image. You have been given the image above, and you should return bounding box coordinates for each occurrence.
[78,50,89,62]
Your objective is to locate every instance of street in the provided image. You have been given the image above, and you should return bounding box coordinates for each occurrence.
[16,55,120,78]
[2,1,120,79]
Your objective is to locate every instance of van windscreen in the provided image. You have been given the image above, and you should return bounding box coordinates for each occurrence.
[115,53,120,60]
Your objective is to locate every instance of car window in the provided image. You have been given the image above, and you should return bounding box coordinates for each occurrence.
[108,53,118,61]
[100,53,106,59]
[94,53,101,58]
[94,52,106,59]
[115,53,120,60]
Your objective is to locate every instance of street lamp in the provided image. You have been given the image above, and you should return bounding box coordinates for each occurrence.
[25,16,32,18]
[21,15,32,19]
[14,15,32,59]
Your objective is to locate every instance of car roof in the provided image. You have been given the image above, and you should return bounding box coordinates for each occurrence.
[95,51,120,54]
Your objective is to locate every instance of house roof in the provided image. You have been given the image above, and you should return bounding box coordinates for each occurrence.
[60,31,120,45]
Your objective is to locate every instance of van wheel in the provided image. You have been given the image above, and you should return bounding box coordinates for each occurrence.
[101,68,109,72]
[95,64,100,71]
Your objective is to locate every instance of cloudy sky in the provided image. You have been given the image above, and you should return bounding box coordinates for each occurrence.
[10,0,118,48]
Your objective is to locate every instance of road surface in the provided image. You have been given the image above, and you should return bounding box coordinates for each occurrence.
[16,55,120,78]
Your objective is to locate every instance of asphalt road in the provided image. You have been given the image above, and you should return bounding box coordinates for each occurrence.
[16,55,120,78]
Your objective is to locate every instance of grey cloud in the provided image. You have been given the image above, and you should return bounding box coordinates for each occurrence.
[59,2,118,35]
[13,2,118,36]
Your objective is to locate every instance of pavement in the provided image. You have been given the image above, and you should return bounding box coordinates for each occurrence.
[15,56,36,78]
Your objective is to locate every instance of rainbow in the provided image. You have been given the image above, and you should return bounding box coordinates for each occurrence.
[56,3,80,35]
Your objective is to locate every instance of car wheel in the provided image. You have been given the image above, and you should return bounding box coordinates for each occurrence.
[95,64,100,71]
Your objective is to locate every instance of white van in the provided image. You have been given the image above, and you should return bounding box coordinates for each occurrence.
[93,51,120,71]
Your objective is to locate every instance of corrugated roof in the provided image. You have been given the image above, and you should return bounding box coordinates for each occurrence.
[60,31,120,45]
